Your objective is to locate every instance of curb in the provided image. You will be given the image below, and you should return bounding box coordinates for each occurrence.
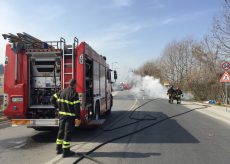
[196,108,230,125]
[184,101,230,124]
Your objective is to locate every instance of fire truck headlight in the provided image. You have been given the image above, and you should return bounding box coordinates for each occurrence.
[12,97,23,102]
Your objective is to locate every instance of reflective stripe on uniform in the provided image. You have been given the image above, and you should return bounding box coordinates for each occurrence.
[57,98,80,105]
[56,138,63,145]
[53,93,80,105]
[59,111,76,116]
[63,141,71,148]
[62,144,71,148]
[63,141,70,145]
[72,100,80,104]
[53,93,58,99]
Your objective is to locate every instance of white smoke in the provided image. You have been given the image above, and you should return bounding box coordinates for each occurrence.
[182,92,194,100]
[125,73,194,100]
[126,74,168,99]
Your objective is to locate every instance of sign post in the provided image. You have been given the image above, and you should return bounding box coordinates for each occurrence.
[220,62,230,111]
[226,83,228,106]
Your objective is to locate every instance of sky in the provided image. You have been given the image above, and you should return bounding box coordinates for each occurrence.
[0,0,224,81]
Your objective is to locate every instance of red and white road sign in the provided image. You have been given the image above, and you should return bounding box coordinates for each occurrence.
[221,62,230,71]
[220,71,230,83]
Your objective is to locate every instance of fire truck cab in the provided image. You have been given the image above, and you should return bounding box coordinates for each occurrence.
[2,32,113,128]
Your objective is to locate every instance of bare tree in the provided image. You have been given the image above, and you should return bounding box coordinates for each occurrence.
[161,38,195,86]
[134,59,162,79]
[134,0,229,101]
[212,0,230,59]
[191,36,223,100]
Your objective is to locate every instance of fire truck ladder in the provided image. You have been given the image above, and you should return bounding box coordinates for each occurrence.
[61,37,78,89]
[2,32,62,53]
[19,32,62,53]
[17,32,46,49]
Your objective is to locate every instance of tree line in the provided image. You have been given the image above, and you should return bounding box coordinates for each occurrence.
[134,1,230,101]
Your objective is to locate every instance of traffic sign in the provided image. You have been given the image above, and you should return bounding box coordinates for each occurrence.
[221,62,230,71]
[220,71,230,83]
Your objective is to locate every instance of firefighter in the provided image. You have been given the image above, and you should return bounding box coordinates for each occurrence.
[51,79,80,158]
[167,85,175,103]
[175,86,183,104]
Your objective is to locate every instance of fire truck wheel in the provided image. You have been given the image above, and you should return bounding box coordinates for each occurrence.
[106,97,112,115]
[106,106,111,115]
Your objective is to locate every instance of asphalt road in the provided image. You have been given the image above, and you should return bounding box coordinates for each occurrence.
[1,91,230,164]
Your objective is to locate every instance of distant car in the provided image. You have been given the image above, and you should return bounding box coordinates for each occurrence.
[122,83,130,90]
[119,83,130,90]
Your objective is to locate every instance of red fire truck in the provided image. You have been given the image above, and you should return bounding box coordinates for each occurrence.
[2,32,113,129]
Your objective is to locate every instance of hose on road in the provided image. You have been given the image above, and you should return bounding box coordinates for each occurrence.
[103,99,157,132]
[73,100,208,164]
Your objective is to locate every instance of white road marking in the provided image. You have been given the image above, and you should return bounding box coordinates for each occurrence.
[128,97,138,111]
[13,143,26,149]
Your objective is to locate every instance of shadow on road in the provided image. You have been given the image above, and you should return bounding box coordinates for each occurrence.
[30,109,199,144]
[31,131,57,143]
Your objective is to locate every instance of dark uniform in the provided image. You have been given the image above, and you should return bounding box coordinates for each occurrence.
[175,88,183,96]
[175,87,183,104]
[51,80,80,158]
[167,86,175,103]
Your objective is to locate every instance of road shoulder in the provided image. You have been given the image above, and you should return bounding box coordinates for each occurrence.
[182,101,230,124]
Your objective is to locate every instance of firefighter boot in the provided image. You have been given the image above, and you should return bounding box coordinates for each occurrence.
[62,148,75,158]
[56,145,63,154]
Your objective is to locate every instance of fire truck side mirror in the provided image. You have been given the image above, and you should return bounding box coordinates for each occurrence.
[114,70,117,80]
